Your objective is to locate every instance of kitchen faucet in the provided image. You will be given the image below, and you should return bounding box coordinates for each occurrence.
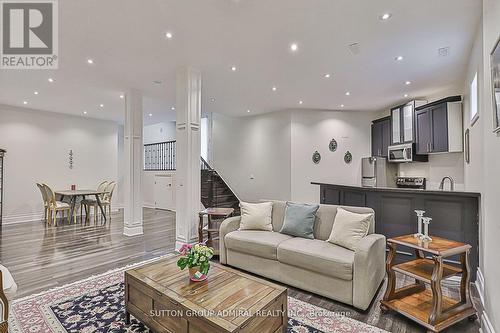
[439,176,455,191]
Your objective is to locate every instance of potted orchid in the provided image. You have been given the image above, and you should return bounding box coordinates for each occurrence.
[177,243,214,281]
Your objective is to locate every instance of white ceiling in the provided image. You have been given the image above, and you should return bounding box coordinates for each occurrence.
[0,0,481,124]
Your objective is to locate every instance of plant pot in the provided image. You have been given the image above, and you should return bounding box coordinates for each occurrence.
[188,266,208,282]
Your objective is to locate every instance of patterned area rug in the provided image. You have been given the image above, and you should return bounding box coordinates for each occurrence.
[8,256,386,333]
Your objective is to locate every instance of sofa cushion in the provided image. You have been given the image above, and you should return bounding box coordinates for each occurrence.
[327,208,373,251]
[225,231,294,260]
[277,238,354,280]
[279,202,319,239]
[239,201,273,231]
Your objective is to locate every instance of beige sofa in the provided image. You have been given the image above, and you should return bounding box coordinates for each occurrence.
[219,201,386,311]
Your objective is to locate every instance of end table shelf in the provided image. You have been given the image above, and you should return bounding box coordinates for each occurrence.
[380,235,477,333]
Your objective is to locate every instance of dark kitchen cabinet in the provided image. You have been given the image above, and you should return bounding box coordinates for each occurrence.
[415,96,462,154]
[390,100,427,145]
[371,117,391,157]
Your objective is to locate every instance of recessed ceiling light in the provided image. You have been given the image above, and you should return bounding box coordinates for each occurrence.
[299,100,303,104]
[171,106,175,111]
[405,81,411,85]
[165,32,173,39]
[23,101,28,105]
[290,43,298,52]
[340,104,345,108]
[119,94,124,99]
[99,104,104,108]
[87,58,94,64]
[231,66,237,71]
[210,97,216,102]
[395,56,404,61]
[148,113,153,117]
[404,94,409,97]
[272,86,277,91]
[345,91,350,96]
[379,13,392,21]
[48,78,54,83]
[324,73,331,78]
[34,91,39,95]
[247,109,251,113]
[83,110,87,115]
[153,80,162,85]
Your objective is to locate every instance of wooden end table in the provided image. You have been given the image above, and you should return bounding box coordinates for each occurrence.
[198,208,234,255]
[125,255,287,333]
[380,234,477,333]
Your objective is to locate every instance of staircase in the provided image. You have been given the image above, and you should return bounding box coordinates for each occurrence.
[201,158,240,215]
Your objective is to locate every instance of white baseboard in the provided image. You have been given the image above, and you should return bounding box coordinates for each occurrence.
[480,312,496,333]
[123,224,144,236]
[2,212,45,225]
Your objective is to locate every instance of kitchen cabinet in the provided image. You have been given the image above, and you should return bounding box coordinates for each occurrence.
[390,100,427,145]
[415,96,463,154]
[371,116,391,157]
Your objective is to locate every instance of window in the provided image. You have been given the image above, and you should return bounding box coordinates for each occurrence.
[470,72,479,125]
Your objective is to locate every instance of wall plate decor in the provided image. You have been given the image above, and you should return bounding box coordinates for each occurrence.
[329,138,338,152]
[344,151,352,164]
[312,151,321,164]
[490,35,500,132]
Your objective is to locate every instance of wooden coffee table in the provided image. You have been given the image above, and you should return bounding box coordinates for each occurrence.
[125,256,288,333]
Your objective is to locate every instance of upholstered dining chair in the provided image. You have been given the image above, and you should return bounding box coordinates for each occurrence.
[43,184,71,225]
[0,263,17,333]
[36,183,49,223]
[81,181,112,224]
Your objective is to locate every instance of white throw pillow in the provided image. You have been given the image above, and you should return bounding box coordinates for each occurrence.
[239,201,273,231]
[327,208,373,251]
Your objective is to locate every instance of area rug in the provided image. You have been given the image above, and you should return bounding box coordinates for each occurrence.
[8,256,386,333]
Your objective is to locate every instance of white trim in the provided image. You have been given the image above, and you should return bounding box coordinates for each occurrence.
[480,312,496,333]
[1,212,45,225]
[475,267,485,306]
[123,224,143,236]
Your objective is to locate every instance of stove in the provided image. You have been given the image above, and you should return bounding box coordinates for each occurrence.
[396,177,426,189]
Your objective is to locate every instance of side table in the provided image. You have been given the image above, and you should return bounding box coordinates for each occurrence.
[380,235,477,333]
[198,208,234,255]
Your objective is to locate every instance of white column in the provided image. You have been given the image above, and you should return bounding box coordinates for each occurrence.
[123,89,144,236]
[175,67,201,248]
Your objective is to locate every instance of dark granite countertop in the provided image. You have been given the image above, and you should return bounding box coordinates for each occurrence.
[311,182,481,198]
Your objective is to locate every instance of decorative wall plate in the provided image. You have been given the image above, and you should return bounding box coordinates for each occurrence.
[344,151,352,164]
[329,138,338,152]
[312,151,321,164]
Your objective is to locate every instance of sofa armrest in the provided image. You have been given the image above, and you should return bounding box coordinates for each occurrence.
[352,234,386,310]
[219,216,241,264]
[0,270,8,325]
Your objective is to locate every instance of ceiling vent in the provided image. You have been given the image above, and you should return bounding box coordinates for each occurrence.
[438,46,450,57]
[348,43,361,55]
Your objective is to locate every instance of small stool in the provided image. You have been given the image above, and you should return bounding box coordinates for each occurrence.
[198,208,234,255]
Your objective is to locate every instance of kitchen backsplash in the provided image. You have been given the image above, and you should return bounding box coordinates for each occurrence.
[398,152,465,190]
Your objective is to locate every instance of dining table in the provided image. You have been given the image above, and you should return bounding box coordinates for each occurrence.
[55,189,108,223]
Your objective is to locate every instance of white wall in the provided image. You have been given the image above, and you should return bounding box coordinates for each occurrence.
[212,109,374,203]
[477,1,500,331]
[212,111,292,202]
[290,110,373,202]
[142,170,176,208]
[0,105,118,223]
[143,121,176,144]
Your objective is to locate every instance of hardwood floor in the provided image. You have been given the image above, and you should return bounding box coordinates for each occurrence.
[0,208,176,298]
[1,209,481,332]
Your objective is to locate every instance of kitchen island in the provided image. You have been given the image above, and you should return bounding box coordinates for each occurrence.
[312,182,480,279]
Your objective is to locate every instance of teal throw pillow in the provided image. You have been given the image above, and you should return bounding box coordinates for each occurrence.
[279,202,319,239]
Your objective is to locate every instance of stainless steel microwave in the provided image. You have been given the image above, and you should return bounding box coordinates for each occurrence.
[388,143,428,163]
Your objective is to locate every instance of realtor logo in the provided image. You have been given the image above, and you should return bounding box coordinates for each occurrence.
[0,0,58,69]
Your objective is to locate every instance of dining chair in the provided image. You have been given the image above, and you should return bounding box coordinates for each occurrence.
[81,181,111,224]
[36,183,49,223]
[101,182,116,220]
[43,184,71,226]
